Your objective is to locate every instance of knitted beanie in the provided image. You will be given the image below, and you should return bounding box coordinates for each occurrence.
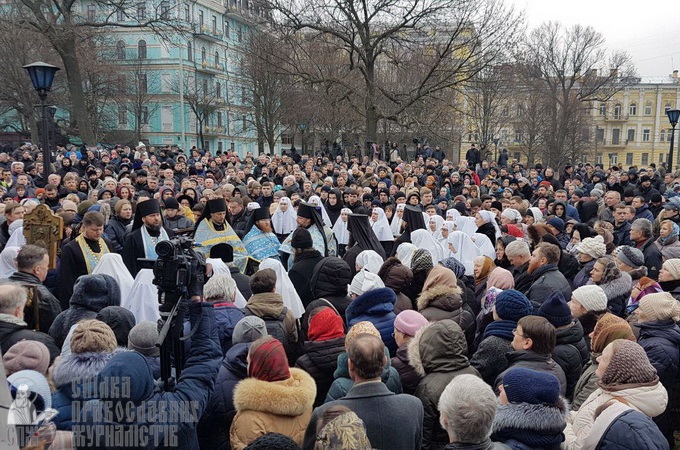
[538,291,573,327]
[600,340,658,387]
[638,292,680,322]
[394,310,429,337]
[3,341,50,376]
[662,258,680,280]
[591,313,636,354]
[346,321,380,348]
[232,316,268,344]
[308,307,345,342]
[572,285,608,312]
[71,319,118,354]
[503,368,561,405]
[127,321,160,357]
[546,217,565,233]
[487,267,515,290]
[243,433,300,450]
[617,246,645,269]
[494,290,533,322]
[576,235,606,259]
[410,248,434,274]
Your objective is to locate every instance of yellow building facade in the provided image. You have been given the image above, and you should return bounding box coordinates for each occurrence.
[593,72,680,169]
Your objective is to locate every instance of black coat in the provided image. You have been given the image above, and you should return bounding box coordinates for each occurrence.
[103,216,130,254]
[58,236,115,309]
[0,317,60,363]
[495,350,567,396]
[122,226,175,278]
[639,238,663,280]
[309,257,353,320]
[553,320,589,400]
[229,266,252,300]
[288,250,324,308]
[524,264,572,309]
[391,343,422,395]
[295,337,345,407]
[8,271,61,333]
[477,222,497,247]
[637,320,680,392]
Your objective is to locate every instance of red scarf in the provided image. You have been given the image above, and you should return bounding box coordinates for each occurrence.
[308,307,345,342]
[248,338,290,382]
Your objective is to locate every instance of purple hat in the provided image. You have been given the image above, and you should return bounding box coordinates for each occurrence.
[394,310,429,337]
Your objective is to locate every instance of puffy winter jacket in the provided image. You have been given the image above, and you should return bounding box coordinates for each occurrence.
[309,257,353,320]
[637,320,680,392]
[417,283,476,350]
[391,343,421,395]
[525,264,572,309]
[495,350,567,396]
[572,259,596,291]
[295,337,345,407]
[553,320,589,400]
[345,287,397,354]
[378,257,414,314]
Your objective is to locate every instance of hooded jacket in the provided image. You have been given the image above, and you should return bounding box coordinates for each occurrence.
[345,287,397,354]
[417,283,476,349]
[572,259,597,291]
[245,292,298,346]
[582,402,668,450]
[309,257,353,320]
[552,320,589,401]
[48,274,121,349]
[230,368,316,450]
[408,320,481,450]
[295,337,345,407]
[198,343,250,450]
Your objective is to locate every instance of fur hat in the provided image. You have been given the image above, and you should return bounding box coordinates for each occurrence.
[571,285,608,312]
[662,258,680,280]
[127,321,160,357]
[71,319,118,354]
[3,341,50,376]
[638,292,680,322]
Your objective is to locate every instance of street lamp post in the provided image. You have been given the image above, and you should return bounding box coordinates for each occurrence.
[667,109,680,174]
[23,62,60,179]
[298,123,307,154]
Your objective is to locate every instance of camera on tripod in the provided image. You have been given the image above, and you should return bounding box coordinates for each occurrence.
[152,236,206,303]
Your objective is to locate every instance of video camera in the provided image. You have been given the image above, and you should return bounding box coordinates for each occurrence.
[152,236,206,303]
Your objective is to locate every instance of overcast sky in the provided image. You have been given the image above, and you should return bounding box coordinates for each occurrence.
[508,0,680,77]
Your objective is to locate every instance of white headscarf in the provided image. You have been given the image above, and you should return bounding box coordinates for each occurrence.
[428,215,445,239]
[446,209,461,222]
[206,258,247,307]
[371,208,393,241]
[477,210,501,238]
[472,233,496,260]
[455,216,478,236]
[258,258,305,319]
[447,231,482,276]
[356,250,384,274]
[308,195,332,228]
[93,253,134,304]
[527,207,544,223]
[411,229,445,263]
[332,208,352,245]
[396,242,417,268]
[246,202,260,211]
[348,268,385,296]
[0,246,20,278]
[6,220,26,248]
[272,197,297,235]
[501,208,522,225]
[122,269,161,323]
[390,204,405,237]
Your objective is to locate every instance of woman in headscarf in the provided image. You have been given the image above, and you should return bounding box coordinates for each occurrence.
[390,203,405,237]
[472,232,496,260]
[370,207,395,256]
[445,208,461,222]
[308,195,332,228]
[395,242,417,269]
[230,337,316,449]
[590,256,632,317]
[271,197,297,242]
[355,250,384,274]
[443,229,480,276]
[474,211,500,247]
[258,258,305,319]
[410,229,445,264]
[454,214,478,236]
[494,235,516,270]
[427,214,445,240]
[324,189,344,225]
[332,208,352,257]
[402,248,434,308]
[344,213,386,277]
[567,223,595,256]
[0,246,19,278]
[473,256,495,307]
[655,219,680,260]
[524,207,543,226]
[391,205,426,256]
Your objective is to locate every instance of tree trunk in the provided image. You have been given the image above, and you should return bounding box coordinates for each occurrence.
[53,35,96,146]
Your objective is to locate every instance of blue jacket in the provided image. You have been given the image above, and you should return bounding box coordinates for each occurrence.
[78,302,222,450]
[637,320,680,391]
[565,204,581,222]
[634,204,655,222]
[595,408,668,450]
[197,343,249,450]
[346,287,397,354]
[212,302,245,355]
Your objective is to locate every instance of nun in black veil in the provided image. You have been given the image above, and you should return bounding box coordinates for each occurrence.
[389,205,427,257]
[343,213,386,277]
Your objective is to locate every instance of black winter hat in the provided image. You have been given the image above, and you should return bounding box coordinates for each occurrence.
[291,227,313,249]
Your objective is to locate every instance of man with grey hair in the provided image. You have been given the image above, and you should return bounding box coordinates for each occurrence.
[0,282,59,361]
[8,245,61,332]
[630,218,663,280]
[439,374,509,449]
[505,240,533,292]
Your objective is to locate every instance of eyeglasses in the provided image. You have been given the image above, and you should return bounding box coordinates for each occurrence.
[512,328,528,339]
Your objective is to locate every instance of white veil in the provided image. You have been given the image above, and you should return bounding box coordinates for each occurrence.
[390,204,405,237]
[371,208,393,241]
[332,208,352,245]
[356,250,384,274]
[455,216,478,236]
[271,197,297,235]
[122,269,161,323]
[308,195,332,228]
[472,232,497,260]
[396,242,417,268]
[447,230,482,276]
[428,215,445,239]
[411,229,445,263]
[258,258,305,319]
[92,253,134,304]
[6,220,25,248]
[0,246,20,278]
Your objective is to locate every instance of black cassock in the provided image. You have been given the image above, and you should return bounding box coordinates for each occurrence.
[58,237,114,310]
[122,226,175,278]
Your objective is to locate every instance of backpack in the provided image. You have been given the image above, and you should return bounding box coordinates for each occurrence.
[244,306,290,352]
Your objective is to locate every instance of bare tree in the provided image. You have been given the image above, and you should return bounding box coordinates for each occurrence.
[517,22,635,168]
[115,56,161,144]
[262,0,524,144]
[172,73,221,150]
[511,85,548,166]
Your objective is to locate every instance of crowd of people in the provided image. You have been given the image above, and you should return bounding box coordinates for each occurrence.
[0,140,679,449]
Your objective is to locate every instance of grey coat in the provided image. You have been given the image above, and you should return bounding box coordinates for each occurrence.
[572,355,599,411]
[303,381,424,450]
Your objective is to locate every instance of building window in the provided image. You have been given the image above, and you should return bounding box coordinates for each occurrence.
[217,112,222,127]
[281,134,292,145]
[515,131,522,143]
[184,4,190,21]
[643,129,650,141]
[118,105,127,124]
[218,142,223,152]
[160,1,169,18]
[599,103,606,116]
[116,8,124,21]
[629,103,637,116]
[641,153,649,165]
[237,26,242,42]
[201,47,206,63]
[199,10,204,28]
[215,51,219,66]
[137,40,147,59]
[609,154,618,165]
[212,15,217,34]
[138,73,147,94]
[187,42,192,61]
[645,102,652,116]
[205,141,210,152]
[660,153,666,163]
[627,129,635,142]
[116,40,126,59]
[141,106,149,124]
[596,127,604,142]
[661,129,666,142]
[516,104,524,118]
[242,114,247,131]
[202,79,208,97]
[137,3,146,20]
[241,86,246,104]
[87,4,96,21]
[612,128,620,145]
[216,82,221,98]
[626,153,633,165]
[225,22,230,39]
[614,104,622,119]
[502,106,509,117]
